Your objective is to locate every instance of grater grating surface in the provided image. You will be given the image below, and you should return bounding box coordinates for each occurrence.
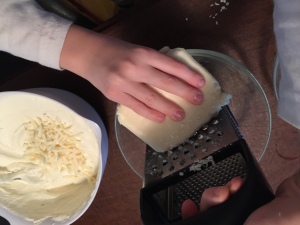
[152,152,248,221]
[144,106,242,186]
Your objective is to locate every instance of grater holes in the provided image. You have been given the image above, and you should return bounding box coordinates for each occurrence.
[205,136,212,142]
[152,165,158,171]
[194,142,200,148]
[183,149,190,155]
[217,131,224,136]
[212,141,220,147]
[145,112,231,181]
[190,153,197,160]
[162,159,168,166]
[166,153,248,220]
[169,165,175,171]
[201,148,208,153]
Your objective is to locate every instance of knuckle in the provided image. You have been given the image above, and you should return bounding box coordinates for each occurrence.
[132,46,152,57]
[144,93,157,106]
[172,61,186,72]
[163,76,177,88]
[104,85,118,100]
[103,77,123,100]
[119,59,136,75]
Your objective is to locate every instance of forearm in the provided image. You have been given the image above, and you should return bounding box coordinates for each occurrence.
[59,25,107,79]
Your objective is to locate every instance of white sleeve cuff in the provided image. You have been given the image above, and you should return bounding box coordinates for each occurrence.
[0,0,73,70]
[37,16,72,70]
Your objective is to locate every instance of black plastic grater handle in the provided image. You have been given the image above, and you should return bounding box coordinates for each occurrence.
[140,139,275,225]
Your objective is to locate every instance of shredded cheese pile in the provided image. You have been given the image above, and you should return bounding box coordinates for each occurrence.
[23,114,88,176]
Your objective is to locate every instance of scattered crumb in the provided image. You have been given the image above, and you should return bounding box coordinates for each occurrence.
[209,0,230,25]
[190,156,215,171]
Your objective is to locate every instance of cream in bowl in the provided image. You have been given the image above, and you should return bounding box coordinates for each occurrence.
[0,91,101,224]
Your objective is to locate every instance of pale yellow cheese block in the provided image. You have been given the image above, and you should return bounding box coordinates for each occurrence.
[117,47,231,152]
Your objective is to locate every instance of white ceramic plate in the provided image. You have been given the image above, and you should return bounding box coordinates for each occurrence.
[0,88,108,225]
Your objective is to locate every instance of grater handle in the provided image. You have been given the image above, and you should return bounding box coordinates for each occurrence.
[140,139,275,225]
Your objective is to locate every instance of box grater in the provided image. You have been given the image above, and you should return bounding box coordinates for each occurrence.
[140,106,274,225]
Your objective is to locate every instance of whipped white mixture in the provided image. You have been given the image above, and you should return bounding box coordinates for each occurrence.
[0,92,100,223]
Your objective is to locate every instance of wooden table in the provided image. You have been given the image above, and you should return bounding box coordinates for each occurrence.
[0,0,299,224]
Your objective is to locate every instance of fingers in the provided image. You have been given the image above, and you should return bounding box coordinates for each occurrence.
[181,177,243,219]
[199,177,243,212]
[228,177,244,194]
[146,49,206,89]
[138,67,204,105]
[181,199,199,219]
[121,82,187,121]
[114,92,166,123]
[200,177,243,213]
[120,65,205,121]
[199,185,231,212]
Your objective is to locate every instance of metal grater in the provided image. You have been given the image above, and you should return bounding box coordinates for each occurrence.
[140,106,275,225]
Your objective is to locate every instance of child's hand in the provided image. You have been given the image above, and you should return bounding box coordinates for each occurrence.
[60,25,205,122]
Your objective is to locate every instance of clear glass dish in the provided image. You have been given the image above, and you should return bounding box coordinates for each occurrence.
[273,55,280,100]
[115,49,272,178]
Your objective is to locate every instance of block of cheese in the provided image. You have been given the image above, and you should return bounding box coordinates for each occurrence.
[117,47,231,152]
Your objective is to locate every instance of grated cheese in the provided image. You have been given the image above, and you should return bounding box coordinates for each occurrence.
[23,114,88,176]
[209,0,230,25]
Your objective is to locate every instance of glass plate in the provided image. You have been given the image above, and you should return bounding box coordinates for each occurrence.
[273,55,280,100]
[115,49,272,178]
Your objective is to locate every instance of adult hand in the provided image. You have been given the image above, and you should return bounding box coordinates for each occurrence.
[60,25,205,122]
[244,170,300,225]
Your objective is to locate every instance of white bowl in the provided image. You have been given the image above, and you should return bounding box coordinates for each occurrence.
[0,88,108,225]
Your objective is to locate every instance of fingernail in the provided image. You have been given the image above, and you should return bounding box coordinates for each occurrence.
[172,110,185,121]
[198,77,205,87]
[194,92,203,104]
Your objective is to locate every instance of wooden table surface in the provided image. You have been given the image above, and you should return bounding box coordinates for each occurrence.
[0,0,299,224]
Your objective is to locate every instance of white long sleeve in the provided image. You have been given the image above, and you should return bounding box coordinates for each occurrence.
[274,0,300,129]
[0,0,72,69]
